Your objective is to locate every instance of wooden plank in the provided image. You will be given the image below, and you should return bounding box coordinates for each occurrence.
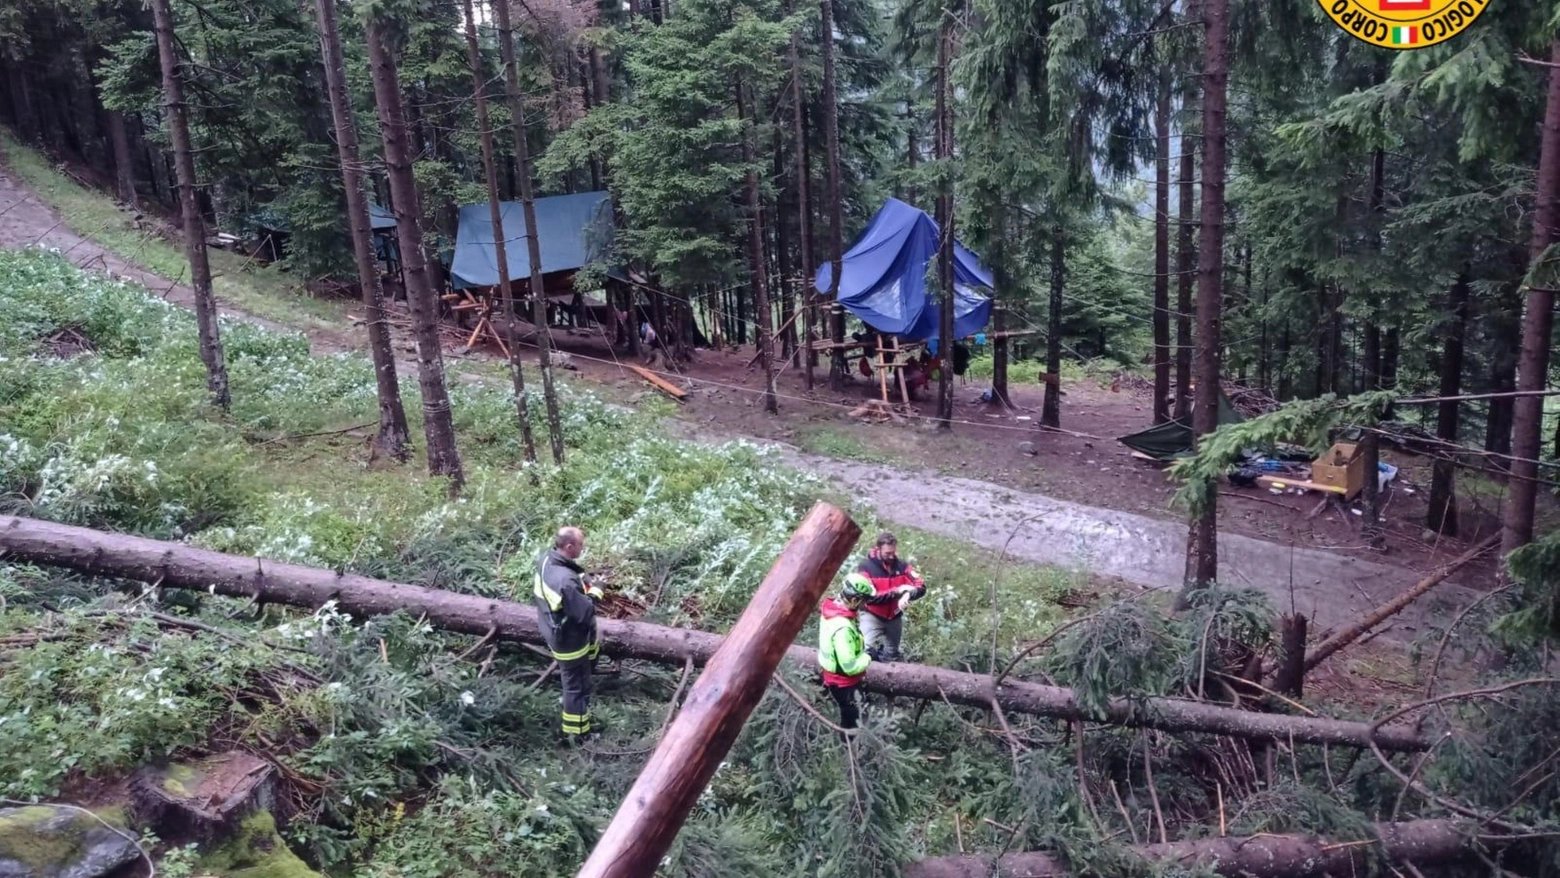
[576,503,863,878]
[626,364,688,400]
[1257,476,1348,496]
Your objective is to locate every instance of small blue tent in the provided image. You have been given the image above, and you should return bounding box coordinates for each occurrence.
[449,191,613,290]
[813,198,993,344]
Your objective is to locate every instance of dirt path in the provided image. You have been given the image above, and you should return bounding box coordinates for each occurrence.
[0,158,1486,649]
[0,162,361,353]
[652,419,1478,643]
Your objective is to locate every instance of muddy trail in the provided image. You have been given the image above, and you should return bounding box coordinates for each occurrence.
[656,420,1480,645]
[0,156,1486,654]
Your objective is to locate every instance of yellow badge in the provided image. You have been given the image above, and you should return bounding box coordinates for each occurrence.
[1319,0,1486,49]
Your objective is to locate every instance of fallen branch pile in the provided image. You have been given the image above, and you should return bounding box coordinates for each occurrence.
[0,514,1428,751]
[907,819,1497,878]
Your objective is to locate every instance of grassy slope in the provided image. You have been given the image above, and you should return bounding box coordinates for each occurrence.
[0,132,347,331]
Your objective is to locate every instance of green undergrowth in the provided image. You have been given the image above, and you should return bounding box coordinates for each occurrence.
[0,132,346,331]
[0,250,1117,873]
[4,250,1557,877]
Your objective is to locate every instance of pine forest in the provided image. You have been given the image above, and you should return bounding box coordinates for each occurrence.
[4,0,1560,874]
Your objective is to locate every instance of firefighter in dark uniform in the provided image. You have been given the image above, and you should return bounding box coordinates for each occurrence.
[534,526,604,739]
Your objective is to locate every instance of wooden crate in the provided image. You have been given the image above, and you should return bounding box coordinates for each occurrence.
[1310,442,1364,499]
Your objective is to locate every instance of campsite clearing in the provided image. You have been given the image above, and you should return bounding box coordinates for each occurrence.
[0,154,1512,591]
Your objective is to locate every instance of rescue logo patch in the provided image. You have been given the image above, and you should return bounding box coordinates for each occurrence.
[1318,0,1486,50]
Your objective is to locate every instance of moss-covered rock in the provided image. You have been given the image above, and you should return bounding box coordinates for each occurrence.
[197,812,320,878]
[0,804,139,878]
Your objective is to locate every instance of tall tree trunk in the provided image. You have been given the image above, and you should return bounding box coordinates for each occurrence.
[1277,323,1292,399]
[315,0,410,462]
[494,0,566,464]
[1179,0,1229,601]
[906,103,919,206]
[738,82,778,414]
[1502,36,1560,562]
[106,109,137,207]
[365,17,464,486]
[1042,228,1064,429]
[990,215,1010,409]
[5,66,39,143]
[790,19,816,390]
[934,16,955,428]
[774,135,796,362]
[1487,347,1517,464]
[1153,70,1172,424]
[149,0,230,410]
[1359,147,1385,551]
[1174,129,1195,420]
[464,0,538,465]
[1361,319,1382,545]
[821,0,847,389]
[1427,274,1470,537]
[1382,327,1399,390]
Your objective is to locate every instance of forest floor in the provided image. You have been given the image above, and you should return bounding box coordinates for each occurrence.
[0,143,1526,697]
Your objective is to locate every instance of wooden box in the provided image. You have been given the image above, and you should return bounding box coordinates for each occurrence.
[1310,442,1364,499]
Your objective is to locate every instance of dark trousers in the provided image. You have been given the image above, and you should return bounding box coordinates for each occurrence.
[560,656,594,736]
[825,684,860,730]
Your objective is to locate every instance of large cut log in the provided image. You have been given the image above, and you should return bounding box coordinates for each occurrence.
[907,819,1491,878]
[577,503,860,877]
[0,515,1427,751]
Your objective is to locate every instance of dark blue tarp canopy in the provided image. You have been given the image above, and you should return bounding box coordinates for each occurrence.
[450,191,613,290]
[813,198,993,343]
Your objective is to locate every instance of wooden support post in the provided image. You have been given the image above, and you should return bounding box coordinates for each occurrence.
[576,503,861,878]
[876,333,890,405]
[891,335,911,405]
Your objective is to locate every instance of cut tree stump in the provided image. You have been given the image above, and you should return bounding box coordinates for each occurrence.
[131,751,276,841]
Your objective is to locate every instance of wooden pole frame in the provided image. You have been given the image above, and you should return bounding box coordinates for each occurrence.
[575,503,861,877]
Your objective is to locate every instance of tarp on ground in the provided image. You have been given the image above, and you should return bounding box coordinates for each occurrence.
[450,191,613,290]
[813,198,993,344]
[1117,388,1245,461]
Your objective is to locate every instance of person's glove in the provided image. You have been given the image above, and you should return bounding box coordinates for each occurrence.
[584,579,605,602]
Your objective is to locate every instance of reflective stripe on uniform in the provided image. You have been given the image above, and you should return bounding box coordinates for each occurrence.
[551,637,600,663]
[534,563,564,612]
[561,710,592,735]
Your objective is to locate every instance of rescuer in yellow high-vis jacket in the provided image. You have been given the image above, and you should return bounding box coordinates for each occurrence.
[817,573,875,731]
[534,526,604,738]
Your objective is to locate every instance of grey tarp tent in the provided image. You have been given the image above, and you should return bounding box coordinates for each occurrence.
[449,191,613,290]
[1118,388,1245,461]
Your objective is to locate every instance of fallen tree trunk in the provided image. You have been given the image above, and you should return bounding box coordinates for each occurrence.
[578,503,859,877]
[1304,535,1498,672]
[0,515,1427,751]
[907,819,1491,878]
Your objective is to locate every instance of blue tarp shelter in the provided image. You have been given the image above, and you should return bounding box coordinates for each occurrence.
[369,204,397,231]
[813,198,993,344]
[450,191,613,291]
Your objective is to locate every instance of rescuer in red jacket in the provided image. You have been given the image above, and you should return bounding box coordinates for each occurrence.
[854,531,925,662]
